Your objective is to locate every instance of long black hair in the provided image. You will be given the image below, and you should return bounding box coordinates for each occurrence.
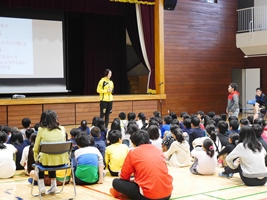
[239,125,262,153]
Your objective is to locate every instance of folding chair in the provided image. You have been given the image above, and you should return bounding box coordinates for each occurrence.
[242,100,256,116]
[31,141,76,200]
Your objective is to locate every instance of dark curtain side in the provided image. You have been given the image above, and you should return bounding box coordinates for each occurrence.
[83,14,128,95]
[126,5,146,67]
[141,5,155,92]
[126,4,155,92]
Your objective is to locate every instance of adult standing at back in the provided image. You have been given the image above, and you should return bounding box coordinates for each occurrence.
[226,83,240,118]
[97,69,114,128]
[254,87,267,118]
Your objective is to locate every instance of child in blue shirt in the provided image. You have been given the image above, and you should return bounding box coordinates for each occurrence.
[74,133,104,185]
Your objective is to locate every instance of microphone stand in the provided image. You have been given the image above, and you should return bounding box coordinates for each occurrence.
[159,82,164,115]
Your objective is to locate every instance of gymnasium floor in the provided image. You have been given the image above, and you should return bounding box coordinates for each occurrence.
[1,165,267,200]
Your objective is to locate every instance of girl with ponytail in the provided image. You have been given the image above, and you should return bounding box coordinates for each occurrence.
[190,138,217,175]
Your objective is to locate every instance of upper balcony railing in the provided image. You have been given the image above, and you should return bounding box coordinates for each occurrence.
[237,5,267,33]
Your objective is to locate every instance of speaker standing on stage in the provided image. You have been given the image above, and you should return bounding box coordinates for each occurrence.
[97,69,114,128]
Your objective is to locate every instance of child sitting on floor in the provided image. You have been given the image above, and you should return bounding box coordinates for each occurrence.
[0,131,17,178]
[74,132,104,185]
[105,130,128,176]
[217,133,239,167]
[190,138,217,175]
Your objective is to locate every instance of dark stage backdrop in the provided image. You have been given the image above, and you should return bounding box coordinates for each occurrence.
[0,0,132,95]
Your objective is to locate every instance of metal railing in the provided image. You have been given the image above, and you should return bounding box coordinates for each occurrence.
[237,5,267,33]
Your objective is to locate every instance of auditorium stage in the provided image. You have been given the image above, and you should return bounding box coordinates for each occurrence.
[0,94,166,128]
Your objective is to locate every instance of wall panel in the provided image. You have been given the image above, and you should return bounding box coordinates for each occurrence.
[8,105,42,128]
[163,0,245,116]
[43,104,75,125]
[0,106,7,125]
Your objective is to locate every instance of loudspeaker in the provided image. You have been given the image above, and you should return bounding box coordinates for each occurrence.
[164,0,177,10]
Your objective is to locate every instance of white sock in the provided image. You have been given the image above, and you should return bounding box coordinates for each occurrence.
[38,179,45,188]
[51,178,57,188]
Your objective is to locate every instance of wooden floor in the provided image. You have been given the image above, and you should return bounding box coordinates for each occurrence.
[1,166,267,200]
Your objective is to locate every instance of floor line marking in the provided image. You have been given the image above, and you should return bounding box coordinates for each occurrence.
[81,185,113,197]
[229,190,267,200]
[170,185,243,199]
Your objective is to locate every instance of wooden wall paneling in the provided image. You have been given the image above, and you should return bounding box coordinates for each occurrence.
[76,103,99,125]
[109,101,133,121]
[43,104,75,125]
[163,0,245,116]
[132,100,158,119]
[7,105,42,128]
[0,106,7,125]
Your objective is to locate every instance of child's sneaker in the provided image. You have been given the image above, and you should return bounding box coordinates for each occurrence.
[46,186,57,194]
[109,188,129,199]
[218,172,233,178]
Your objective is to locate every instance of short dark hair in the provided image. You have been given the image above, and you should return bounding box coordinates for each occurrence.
[104,68,111,76]
[218,121,228,134]
[25,128,34,140]
[170,119,179,126]
[229,83,238,91]
[130,130,150,147]
[75,132,94,147]
[247,115,254,125]
[169,112,177,119]
[91,126,101,137]
[212,115,222,127]
[220,114,227,121]
[240,118,249,126]
[70,128,82,137]
[34,123,40,132]
[229,133,239,145]
[191,117,200,127]
[197,111,204,116]
[256,87,262,91]
[127,112,136,121]
[80,120,88,130]
[147,125,160,140]
[1,126,11,134]
[229,120,239,130]
[22,117,31,128]
[253,124,263,138]
[119,112,126,120]
[108,130,122,144]
[207,111,216,118]
[180,111,188,118]
[164,115,173,124]
[183,118,192,129]
[228,115,238,122]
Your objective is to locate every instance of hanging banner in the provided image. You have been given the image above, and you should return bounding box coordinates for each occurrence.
[110,0,155,5]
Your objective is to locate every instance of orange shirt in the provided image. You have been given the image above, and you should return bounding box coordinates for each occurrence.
[120,144,173,199]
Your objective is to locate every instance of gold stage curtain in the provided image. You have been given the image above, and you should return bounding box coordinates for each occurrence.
[110,0,155,5]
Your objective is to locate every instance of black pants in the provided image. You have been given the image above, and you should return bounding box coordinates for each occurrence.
[108,165,119,176]
[100,101,113,128]
[112,178,171,200]
[38,165,58,179]
[223,166,267,186]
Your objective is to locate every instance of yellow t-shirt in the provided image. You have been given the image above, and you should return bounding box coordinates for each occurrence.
[105,143,128,172]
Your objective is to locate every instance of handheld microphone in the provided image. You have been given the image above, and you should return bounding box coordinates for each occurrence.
[159,82,164,85]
